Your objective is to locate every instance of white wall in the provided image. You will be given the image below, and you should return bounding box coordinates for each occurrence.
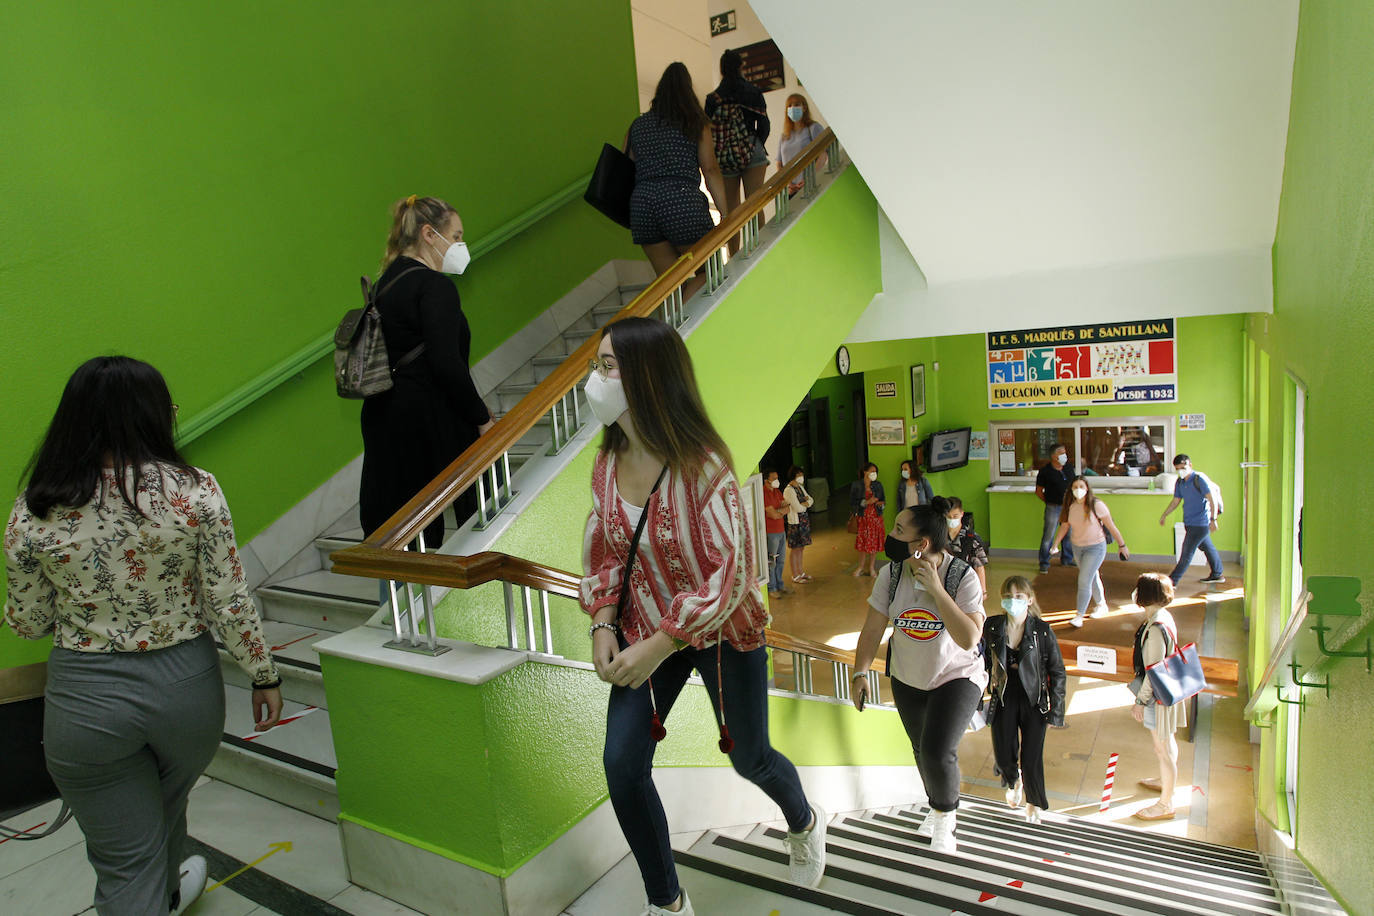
[631,0,713,114]
[843,209,1273,342]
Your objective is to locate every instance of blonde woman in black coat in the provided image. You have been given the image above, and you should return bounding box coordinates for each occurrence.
[982,575,1066,825]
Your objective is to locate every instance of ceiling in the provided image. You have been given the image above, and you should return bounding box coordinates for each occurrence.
[749,0,1299,336]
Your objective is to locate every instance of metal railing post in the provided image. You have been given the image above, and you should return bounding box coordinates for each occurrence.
[503,581,519,649]
[540,591,554,655]
[523,586,537,652]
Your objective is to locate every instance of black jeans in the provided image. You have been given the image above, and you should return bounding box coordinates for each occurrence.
[890,676,982,812]
[990,673,1050,810]
[604,641,811,906]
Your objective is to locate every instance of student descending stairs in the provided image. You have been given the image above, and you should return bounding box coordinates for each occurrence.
[641,793,1283,915]
[206,273,650,819]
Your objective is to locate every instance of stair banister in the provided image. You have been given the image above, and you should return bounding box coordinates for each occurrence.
[335,128,841,555]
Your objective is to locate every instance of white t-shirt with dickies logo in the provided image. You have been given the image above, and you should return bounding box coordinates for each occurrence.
[869,554,988,692]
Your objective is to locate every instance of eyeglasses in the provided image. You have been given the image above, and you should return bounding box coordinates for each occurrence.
[588,358,618,378]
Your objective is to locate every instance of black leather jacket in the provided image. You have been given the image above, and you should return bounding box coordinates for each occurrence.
[982,615,1067,727]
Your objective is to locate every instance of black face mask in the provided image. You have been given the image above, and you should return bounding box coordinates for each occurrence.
[884,535,915,564]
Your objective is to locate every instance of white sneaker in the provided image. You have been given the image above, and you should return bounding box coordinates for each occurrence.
[1005,779,1024,809]
[641,889,694,916]
[785,803,827,887]
[916,808,936,837]
[171,855,207,916]
[1089,602,1110,618]
[1068,614,1085,628]
[927,808,957,854]
[1026,805,1042,825]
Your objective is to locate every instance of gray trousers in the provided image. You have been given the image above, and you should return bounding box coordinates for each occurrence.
[45,633,224,915]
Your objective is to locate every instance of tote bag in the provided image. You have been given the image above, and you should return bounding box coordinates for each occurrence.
[584,143,635,229]
[1145,642,1207,706]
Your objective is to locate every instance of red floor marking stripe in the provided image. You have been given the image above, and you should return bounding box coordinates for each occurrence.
[0,822,46,844]
[977,891,996,903]
[240,705,320,741]
[270,632,318,651]
[1225,763,1253,772]
[1193,785,1206,797]
[1007,880,1024,889]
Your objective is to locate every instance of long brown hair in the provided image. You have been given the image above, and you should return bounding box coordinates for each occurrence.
[650,62,708,142]
[781,93,816,139]
[1058,475,1101,527]
[382,195,457,271]
[598,318,731,472]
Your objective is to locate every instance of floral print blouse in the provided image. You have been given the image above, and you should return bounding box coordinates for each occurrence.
[4,464,279,686]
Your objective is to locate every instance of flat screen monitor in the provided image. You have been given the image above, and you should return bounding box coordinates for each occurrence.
[926,427,971,473]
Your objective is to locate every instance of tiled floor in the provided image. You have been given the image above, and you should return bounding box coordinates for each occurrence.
[0,778,421,915]
[768,504,1259,850]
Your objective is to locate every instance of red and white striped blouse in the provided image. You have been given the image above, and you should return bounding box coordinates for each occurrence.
[580,449,767,650]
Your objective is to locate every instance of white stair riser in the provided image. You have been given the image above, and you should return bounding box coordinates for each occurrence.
[256,591,376,633]
[206,743,338,822]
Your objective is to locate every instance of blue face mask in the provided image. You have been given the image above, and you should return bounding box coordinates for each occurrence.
[787,106,804,122]
[1001,597,1029,619]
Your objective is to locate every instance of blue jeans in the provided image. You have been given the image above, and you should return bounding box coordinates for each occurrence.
[604,641,811,906]
[766,532,786,593]
[1170,524,1223,583]
[1074,540,1107,615]
[1039,503,1074,569]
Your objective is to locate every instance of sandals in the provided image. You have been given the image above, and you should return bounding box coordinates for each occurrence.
[1133,803,1176,821]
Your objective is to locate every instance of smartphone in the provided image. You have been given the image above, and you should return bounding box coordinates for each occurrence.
[856,692,865,712]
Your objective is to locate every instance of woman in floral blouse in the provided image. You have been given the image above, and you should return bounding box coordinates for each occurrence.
[4,356,282,916]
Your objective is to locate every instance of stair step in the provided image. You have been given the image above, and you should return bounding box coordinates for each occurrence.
[217,620,328,708]
[682,830,1048,916]
[852,814,1278,905]
[207,683,337,822]
[257,570,379,632]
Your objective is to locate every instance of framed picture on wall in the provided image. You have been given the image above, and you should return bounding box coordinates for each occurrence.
[868,417,905,446]
[911,364,926,419]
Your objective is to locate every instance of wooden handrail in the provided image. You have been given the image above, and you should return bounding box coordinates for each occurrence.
[349,128,838,551]
[765,628,888,676]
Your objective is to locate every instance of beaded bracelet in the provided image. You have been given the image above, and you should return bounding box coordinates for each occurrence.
[589,621,619,638]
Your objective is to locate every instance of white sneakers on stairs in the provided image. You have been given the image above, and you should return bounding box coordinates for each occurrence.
[641,889,693,916]
[171,855,207,916]
[922,808,958,853]
[785,802,827,887]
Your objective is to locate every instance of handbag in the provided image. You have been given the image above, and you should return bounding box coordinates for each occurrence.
[584,142,635,229]
[1145,642,1207,706]
[846,514,860,535]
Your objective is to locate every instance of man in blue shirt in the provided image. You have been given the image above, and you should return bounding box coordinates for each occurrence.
[1158,454,1224,585]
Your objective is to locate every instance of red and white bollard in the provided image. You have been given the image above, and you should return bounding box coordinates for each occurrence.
[1100,751,1119,812]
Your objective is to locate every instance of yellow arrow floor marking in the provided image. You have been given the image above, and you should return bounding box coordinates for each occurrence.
[205,841,293,893]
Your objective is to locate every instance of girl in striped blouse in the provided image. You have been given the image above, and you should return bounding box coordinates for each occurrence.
[579,318,825,916]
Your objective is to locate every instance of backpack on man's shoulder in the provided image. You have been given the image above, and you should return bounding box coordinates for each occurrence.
[333,266,426,399]
[1191,473,1224,516]
[706,92,758,174]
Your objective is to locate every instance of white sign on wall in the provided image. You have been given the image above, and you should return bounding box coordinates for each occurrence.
[1075,645,1118,675]
[1179,413,1206,430]
[874,381,898,398]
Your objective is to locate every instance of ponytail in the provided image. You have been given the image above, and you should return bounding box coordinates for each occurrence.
[382,195,456,271]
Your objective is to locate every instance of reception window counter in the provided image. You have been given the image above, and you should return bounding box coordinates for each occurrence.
[987,484,1180,557]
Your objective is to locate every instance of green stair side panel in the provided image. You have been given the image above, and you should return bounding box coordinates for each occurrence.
[324,651,914,877]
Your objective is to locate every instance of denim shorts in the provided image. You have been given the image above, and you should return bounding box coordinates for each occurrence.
[722,138,769,177]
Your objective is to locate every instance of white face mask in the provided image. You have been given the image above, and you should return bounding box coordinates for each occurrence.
[1176,466,1192,478]
[583,371,629,427]
[1072,487,1088,500]
[867,471,877,482]
[431,231,471,275]
[787,106,804,122]
[901,469,911,479]
[1001,596,1029,619]
[1056,453,1068,466]
[795,476,804,485]
[769,479,779,489]
[947,517,962,530]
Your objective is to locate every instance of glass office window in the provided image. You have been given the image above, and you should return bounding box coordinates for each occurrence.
[991,426,1076,481]
[1081,423,1168,478]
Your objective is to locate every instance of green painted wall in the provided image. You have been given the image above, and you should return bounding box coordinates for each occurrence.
[1247,1,1374,909]
[326,168,889,872]
[0,0,642,668]
[806,374,866,493]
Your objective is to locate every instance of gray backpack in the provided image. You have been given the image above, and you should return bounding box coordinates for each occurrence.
[334,267,425,399]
